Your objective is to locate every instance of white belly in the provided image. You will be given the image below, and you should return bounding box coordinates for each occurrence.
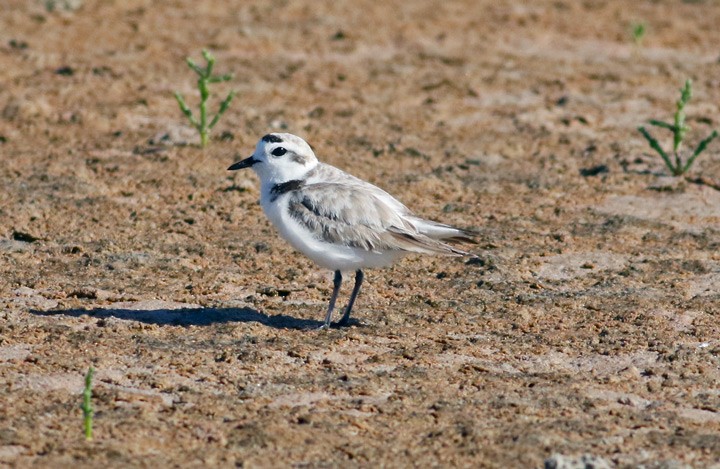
[261,195,404,271]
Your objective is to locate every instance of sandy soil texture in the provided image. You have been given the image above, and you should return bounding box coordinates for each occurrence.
[1,0,719,467]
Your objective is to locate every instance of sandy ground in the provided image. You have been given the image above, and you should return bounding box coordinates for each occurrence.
[1,0,720,467]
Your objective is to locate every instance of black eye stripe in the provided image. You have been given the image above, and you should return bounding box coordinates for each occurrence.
[271,147,287,157]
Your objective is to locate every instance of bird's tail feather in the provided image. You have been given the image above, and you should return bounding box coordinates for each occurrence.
[410,218,478,244]
[388,227,475,257]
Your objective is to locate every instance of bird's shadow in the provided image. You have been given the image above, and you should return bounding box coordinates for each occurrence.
[32,306,326,329]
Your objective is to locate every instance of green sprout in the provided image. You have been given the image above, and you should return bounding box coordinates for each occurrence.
[174,49,237,147]
[631,22,646,46]
[637,79,718,176]
[82,366,94,441]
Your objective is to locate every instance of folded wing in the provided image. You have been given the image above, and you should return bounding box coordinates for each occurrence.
[286,182,475,256]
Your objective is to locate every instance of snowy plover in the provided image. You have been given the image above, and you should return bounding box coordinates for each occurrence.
[229,133,477,328]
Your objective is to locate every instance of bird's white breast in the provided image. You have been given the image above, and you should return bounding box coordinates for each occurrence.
[259,185,403,271]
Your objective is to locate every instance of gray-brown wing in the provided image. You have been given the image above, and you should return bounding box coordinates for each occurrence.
[286,183,467,255]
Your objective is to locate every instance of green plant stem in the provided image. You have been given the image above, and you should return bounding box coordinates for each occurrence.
[648,119,674,131]
[638,126,677,175]
[209,90,236,130]
[638,79,717,176]
[198,78,209,147]
[202,49,215,75]
[631,22,646,46]
[175,49,236,147]
[673,79,692,154]
[682,130,719,174]
[82,366,94,441]
[174,92,199,128]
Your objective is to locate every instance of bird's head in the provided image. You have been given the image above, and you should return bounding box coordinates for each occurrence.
[228,133,318,184]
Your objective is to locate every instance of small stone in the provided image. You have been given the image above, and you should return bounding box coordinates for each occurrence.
[544,454,612,469]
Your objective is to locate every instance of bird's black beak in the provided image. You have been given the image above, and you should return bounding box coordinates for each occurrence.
[228,156,258,171]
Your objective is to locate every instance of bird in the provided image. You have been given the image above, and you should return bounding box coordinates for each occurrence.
[228,133,477,328]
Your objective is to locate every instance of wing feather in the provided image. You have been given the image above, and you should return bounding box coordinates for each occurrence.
[286,182,474,255]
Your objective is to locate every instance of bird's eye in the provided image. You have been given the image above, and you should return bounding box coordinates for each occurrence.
[271,147,287,157]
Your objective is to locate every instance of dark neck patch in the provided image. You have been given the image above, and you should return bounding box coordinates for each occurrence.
[262,134,283,143]
[270,179,303,201]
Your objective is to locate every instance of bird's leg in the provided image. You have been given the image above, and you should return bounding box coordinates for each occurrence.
[322,270,342,329]
[337,270,363,327]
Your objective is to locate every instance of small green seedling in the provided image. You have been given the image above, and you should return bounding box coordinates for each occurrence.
[631,22,646,46]
[638,79,718,176]
[82,366,94,441]
[174,49,237,147]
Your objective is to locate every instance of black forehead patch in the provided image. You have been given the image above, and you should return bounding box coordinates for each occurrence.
[262,134,283,143]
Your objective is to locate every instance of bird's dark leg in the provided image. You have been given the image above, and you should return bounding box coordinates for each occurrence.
[337,270,363,327]
[322,270,342,329]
